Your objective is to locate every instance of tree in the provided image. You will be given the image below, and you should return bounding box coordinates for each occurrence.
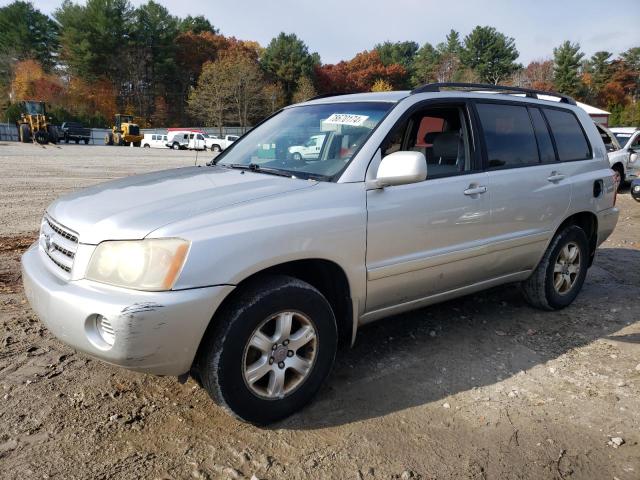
[0,1,59,71]
[188,61,228,134]
[179,15,217,34]
[520,59,554,91]
[55,0,133,81]
[438,29,462,56]
[262,82,287,113]
[553,41,584,96]
[261,32,318,100]
[371,79,393,92]
[188,51,267,134]
[315,50,406,93]
[411,42,440,86]
[292,76,317,103]
[129,1,179,121]
[461,26,520,84]
[375,41,418,71]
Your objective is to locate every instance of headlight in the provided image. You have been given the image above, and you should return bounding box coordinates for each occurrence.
[86,239,190,291]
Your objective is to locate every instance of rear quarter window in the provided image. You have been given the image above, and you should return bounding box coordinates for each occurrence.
[542,108,591,161]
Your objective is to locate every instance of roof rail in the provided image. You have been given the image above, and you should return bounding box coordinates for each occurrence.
[305,92,351,101]
[410,82,576,105]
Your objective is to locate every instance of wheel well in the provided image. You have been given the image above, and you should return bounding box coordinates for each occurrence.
[557,212,598,265]
[612,162,625,177]
[208,260,353,351]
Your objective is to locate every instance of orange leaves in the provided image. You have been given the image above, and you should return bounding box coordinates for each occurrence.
[315,50,406,94]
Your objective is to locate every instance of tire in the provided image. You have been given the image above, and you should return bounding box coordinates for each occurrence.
[65,137,69,144]
[104,133,113,146]
[212,144,221,152]
[47,126,57,144]
[75,139,79,144]
[292,152,302,161]
[143,143,150,148]
[133,141,141,147]
[612,164,624,191]
[172,142,180,150]
[19,124,31,143]
[520,225,589,311]
[197,275,337,424]
[83,138,89,145]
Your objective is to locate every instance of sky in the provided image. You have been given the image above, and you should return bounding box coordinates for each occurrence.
[18,0,640,64]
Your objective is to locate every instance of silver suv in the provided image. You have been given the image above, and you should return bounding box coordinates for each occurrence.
[22,83,619,424]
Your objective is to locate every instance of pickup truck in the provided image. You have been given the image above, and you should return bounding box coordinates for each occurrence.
[60,122,91,144]
[208,134,239,152]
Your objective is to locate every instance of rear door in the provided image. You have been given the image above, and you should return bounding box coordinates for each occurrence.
[474,101,572,277]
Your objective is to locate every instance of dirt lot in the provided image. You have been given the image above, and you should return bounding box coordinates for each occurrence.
[1,142,638,480]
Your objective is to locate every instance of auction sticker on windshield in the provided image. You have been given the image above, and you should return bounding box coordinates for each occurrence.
[324,113,369,126]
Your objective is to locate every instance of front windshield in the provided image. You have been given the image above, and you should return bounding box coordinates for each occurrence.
[215,102,393,180]
[613,133,632,147]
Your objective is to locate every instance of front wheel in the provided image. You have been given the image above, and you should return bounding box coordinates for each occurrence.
[291,152,302,161]
[172,142,180,150]
[520,225,589,310]
[211,144,221,152]
[197,275,337,424]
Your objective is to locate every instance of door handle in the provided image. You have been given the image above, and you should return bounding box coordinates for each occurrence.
[547,171,565,182]
[464,185,487,195]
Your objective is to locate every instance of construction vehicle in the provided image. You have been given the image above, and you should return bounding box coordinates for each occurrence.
[104,114,143,146]
[16,101,57,144]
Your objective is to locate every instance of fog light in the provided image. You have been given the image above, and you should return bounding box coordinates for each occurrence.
[95,314,115,347]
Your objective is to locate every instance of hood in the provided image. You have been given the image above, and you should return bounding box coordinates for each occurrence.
[47,166,316,244]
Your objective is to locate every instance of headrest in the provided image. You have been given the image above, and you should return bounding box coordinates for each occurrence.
[432,132,460,158]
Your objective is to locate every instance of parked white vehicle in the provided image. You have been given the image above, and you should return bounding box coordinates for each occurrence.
[609,127,640,187]
[288,134,326,160]
[141,133,168,149]
[208,134,239,152]
[166,130,190,150]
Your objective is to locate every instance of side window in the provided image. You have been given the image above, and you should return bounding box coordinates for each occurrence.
[476,103,539,169]
[630,133,640,150]
[542,108,591,161]
[381,105,472,177]
[529,108,557,162]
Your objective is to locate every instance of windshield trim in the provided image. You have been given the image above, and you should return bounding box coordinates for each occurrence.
[212,101,397,182]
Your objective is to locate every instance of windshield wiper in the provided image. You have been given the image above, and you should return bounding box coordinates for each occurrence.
[223,163,293,178]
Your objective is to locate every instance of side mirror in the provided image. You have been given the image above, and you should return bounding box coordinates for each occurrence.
[373,151,427,188]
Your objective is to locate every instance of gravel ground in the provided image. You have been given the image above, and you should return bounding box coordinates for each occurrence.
[0,142,638,479]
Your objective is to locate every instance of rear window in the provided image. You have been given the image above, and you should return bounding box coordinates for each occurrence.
[476,103,539,169]
[542,108,591,161]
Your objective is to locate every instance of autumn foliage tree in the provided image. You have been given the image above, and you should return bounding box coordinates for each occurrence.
[315,50,405,93]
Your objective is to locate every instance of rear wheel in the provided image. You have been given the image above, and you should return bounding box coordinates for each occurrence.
[83,138,89,145]
[520,225,589,310]
[74,138,79,144]
[292,152,302,161]
[197,275,337,424]
[47,126,57,144]
[133,141,141,147]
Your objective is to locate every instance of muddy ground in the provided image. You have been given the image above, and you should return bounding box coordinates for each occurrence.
[0,143,638,480]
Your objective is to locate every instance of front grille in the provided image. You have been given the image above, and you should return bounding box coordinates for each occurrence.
[40,215,79,276]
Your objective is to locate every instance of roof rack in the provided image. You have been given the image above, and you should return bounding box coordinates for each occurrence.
[410,82,576,105]
[306,92,351,101]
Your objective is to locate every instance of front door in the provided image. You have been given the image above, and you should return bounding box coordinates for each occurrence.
[365,102,494,314]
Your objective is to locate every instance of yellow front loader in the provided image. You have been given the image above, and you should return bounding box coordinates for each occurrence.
[104,114,143,146]
[16,101,57,144]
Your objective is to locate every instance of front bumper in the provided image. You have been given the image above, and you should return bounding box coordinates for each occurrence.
[596,206,619,247]
[21,244,234,376]
[627,162,640,180]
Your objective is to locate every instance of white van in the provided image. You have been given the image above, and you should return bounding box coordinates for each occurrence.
[141,133,168,149]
